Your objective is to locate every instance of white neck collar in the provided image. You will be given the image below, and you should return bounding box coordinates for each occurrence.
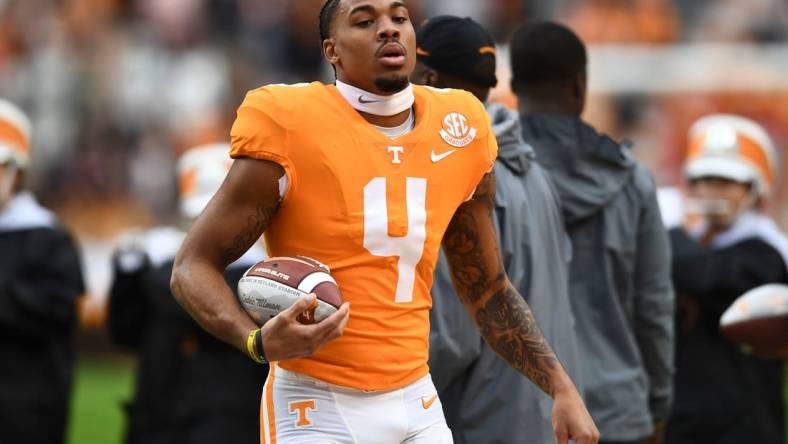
[697,211,788,272]
[371,108,415,139]
[335,79,415,117]
[0,191,56,232]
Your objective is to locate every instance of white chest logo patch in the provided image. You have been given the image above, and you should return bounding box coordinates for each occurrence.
[440,112,477,147]
[387,146,404,164]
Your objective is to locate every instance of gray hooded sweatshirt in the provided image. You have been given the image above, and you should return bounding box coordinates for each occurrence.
[521,113,675,441]
[429,105,581,444]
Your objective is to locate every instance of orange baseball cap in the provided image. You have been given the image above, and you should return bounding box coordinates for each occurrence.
[686,114,777,196]
[0,99,32,168]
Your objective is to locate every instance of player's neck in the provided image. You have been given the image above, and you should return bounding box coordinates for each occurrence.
[358,108,412,128]
[335,80,414,127]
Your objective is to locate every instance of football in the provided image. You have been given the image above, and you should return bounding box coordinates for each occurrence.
[719,284,788,359]
[237,256,343,325]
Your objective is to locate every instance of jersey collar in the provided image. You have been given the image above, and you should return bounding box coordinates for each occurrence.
[335,80,415,117]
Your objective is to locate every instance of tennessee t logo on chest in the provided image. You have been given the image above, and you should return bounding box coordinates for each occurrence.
[387,146,404,164]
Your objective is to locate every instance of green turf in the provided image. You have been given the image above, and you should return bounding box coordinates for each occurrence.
[67,357,135,444]
[64,356,788,443]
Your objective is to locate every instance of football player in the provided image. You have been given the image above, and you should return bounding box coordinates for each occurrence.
[665,115,787,444]
[170,1,598,443]
[0,99,85,443]
[108,144,267,444]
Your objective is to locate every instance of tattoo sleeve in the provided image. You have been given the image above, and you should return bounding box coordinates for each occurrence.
[443,171,560,396]
[220,202,279,265]
[442,172,503,304]
[475,286,559,396]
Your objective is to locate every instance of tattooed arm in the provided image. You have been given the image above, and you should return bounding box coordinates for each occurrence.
[443,171,560,393]
[171,158,349,360]
[443,171,599,444]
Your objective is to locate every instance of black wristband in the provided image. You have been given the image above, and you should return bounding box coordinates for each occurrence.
[254,329,268,364]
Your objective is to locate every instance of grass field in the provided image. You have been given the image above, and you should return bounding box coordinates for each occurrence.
[67,357,135,444]
[66,356,788,443]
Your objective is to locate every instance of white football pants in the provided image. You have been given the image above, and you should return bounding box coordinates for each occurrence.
[261,363,453,444]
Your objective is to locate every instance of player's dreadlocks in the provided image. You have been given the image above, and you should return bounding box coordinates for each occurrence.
[319,0,342,42]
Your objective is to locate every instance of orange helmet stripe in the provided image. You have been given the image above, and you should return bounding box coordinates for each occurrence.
[0,119,28,153]
[737,134,773,183]
[688,133,773,184]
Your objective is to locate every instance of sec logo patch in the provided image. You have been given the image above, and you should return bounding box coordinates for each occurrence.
[440,112,477,147]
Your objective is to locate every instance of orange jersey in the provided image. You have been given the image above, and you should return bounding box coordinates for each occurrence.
[230,82,497,391]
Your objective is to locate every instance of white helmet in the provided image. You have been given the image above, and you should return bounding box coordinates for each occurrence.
[176,143,232,219]
[686,114,777,196]
[0,99,32,169]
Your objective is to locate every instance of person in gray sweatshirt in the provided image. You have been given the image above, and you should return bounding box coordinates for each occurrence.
[411,16,583,444]
[511,21,675,444]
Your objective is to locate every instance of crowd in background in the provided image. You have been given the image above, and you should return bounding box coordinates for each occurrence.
[1,1,787,443]
[2,0,788,318]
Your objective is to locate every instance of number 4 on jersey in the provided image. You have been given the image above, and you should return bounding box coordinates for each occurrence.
[363,177,427,303]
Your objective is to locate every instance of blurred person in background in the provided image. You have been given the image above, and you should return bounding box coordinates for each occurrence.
[104,0,233,215]
[411,16,582,444]
[511,22,675,444]
[108,143,267,444]
[0,99,84,444]
[665,115,786,444]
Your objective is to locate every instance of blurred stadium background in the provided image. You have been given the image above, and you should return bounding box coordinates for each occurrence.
[1,0,787,442]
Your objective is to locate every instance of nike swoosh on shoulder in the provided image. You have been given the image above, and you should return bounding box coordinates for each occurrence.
[430,149,457,163]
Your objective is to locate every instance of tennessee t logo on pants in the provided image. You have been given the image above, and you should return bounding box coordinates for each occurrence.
[288,400,316,427]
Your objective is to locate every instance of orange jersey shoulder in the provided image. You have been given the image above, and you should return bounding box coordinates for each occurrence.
[413,85,498,168]
[229,81,335,190]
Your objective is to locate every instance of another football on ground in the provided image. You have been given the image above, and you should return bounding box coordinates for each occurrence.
[237,256,343,325]
[720,284,788,359]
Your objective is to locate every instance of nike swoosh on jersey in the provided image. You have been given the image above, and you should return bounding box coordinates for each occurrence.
[430,149,458,163]
[421,394,438,409]
[358,96,382,104]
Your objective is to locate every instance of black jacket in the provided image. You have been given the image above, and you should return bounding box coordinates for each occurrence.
[108,228,267,444]
[666,220,787,444]
[0,193,84,444]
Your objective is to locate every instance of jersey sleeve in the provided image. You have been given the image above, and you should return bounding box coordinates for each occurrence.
[229,87,296,199]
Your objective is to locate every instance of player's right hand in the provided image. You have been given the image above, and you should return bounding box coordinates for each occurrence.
[259,294,350,361]
[552,385,600,444]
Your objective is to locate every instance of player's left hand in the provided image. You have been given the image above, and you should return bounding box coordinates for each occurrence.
[551,386,600,444]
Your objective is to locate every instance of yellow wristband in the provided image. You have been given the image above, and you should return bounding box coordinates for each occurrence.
[246,329,264,364]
